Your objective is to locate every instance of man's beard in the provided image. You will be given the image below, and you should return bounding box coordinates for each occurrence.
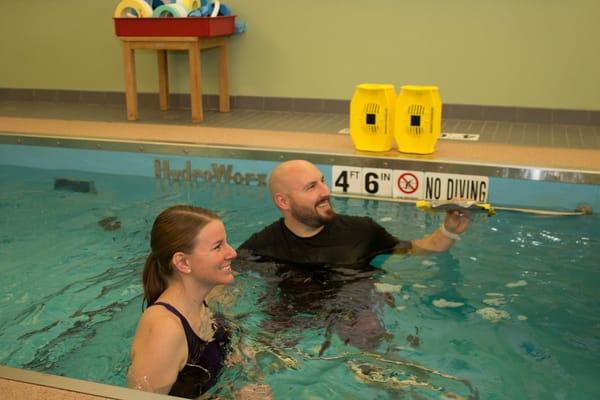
[290,197,336,228]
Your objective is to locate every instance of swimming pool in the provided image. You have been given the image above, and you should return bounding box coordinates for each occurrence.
[0,140,599,399]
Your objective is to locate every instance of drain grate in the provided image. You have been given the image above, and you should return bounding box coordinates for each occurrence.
[440,132,480,141]
[338,129,479,141]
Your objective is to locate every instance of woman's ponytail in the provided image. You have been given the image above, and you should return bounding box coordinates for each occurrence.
[142,251,168,308]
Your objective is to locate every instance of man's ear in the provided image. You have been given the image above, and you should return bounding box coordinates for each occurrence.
[171,252,191,274]
[273,192,289,211]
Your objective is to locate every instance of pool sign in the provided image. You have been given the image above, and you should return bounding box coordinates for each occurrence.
[424,173,488,202]
[332,165,362,194]
[393,170,425,199]
[332,166,393,197]
[362,168,393,197]
[397,173,418,193]
[332,166,489,202]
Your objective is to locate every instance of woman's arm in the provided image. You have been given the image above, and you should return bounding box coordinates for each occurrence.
[128,311,187,394]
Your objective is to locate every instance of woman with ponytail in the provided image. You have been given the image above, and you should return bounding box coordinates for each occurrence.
[128,205,237,397]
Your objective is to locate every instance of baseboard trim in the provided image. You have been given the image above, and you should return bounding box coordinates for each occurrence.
[0,88,598,126]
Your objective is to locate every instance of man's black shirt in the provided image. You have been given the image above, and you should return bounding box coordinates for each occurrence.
[238,214,411,267]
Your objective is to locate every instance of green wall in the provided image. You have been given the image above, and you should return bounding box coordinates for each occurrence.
[1,0,598,110]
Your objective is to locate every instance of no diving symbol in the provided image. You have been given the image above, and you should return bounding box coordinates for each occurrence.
[397,173,419,194]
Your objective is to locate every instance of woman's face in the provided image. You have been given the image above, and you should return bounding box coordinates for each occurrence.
[188,219,237,286]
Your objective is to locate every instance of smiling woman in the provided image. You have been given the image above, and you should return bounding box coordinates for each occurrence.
[127,205,236,398]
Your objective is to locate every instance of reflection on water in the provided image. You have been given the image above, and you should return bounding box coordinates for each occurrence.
[218,259,480,399]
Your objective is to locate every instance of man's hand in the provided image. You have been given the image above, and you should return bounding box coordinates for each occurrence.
[444,210,470,235]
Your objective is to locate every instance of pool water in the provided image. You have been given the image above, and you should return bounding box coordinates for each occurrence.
[0,164,598,399]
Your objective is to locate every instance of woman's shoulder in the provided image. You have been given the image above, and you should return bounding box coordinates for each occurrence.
[130,304,189,378]
[139,304,186,341]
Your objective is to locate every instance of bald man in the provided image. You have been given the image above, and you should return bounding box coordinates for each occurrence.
[239,160,469,265]
[237,160,470,351]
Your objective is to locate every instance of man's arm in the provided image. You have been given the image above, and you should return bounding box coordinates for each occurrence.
[409,210,470,254]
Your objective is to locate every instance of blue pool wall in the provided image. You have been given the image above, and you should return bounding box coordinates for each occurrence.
[1,144,598,212]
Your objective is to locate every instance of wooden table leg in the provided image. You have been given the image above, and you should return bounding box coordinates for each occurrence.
[217,39,230,112]
[157,50,169,111]
[188,41,203,122]
[122,42,138,121]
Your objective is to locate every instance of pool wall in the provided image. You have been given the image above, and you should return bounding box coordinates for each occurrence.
[0,139,598,212]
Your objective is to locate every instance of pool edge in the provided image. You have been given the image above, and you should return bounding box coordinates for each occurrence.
[0,365,174,400]
[1,132,598,185]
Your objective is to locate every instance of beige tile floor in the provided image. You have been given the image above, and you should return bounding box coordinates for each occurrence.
[0,100,599,172]
[0,379,107,400]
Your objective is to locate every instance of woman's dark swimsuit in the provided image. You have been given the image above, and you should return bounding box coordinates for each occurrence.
[152,302,229,398]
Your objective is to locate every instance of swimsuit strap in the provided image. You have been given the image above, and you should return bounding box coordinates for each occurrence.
[152,302,204,348]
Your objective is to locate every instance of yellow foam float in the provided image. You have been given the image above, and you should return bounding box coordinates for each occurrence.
[349,84,396,152]
[395,85,442,154]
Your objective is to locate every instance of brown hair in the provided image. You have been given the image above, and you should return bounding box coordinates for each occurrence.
[142,205,220,307]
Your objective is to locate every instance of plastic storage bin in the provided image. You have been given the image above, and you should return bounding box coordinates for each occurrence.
[114,16,235,37]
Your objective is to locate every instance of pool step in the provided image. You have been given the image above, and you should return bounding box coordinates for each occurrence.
[53,178,96,193]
